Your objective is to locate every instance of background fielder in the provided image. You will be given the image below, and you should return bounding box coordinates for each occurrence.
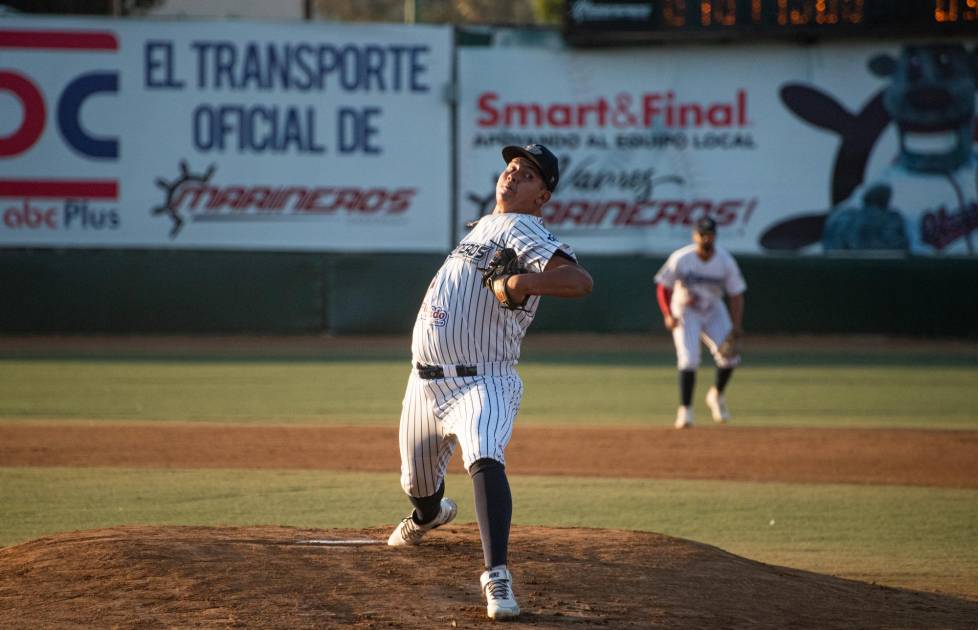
[655,217,746,429]
[387,144,592,620]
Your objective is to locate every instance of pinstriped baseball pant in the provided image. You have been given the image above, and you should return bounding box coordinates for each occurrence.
[398,370,523,498]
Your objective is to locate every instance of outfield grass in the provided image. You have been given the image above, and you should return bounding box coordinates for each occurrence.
[2,468,975,597]
[1,355,976,428]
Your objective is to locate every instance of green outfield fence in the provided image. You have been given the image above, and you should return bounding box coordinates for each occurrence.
[2,248,977,337]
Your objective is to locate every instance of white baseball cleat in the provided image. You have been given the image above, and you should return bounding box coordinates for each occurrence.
[674,405,693,429]
[387,498,457,546]
[480,565,520,620]
[706,387,731,423]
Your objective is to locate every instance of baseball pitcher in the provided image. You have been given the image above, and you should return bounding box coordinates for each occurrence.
[387,144,592,620]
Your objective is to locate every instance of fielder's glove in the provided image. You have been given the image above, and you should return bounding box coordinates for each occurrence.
[481,248,527,310]
[718,330,741,359]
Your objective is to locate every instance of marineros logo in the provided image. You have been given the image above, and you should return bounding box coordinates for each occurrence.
[679,271,726,290]
[450,241,494,265]
[542,196,757,230]
[153,162,415,238]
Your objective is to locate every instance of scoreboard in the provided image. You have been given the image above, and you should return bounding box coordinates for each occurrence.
[564,0,978,44]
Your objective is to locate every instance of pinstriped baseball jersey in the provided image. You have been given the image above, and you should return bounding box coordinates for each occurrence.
[412,212,575,366]
[398,211,576,498]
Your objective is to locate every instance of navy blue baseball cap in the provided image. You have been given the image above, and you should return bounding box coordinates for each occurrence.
[695,217,717,234]
[502,144,559,192]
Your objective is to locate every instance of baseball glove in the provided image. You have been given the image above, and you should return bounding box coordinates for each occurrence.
[481,247,527,310]
[718,331,741,359]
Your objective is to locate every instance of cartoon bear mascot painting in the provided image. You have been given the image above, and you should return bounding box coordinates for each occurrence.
[763,44,978,255]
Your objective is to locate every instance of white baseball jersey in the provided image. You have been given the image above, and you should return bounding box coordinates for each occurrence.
[655,244,746,370]
[399,212,576,498]
[655,244,746,319]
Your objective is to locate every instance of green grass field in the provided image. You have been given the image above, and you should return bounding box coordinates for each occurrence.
[1,337,976,598]
[1,343,976,428]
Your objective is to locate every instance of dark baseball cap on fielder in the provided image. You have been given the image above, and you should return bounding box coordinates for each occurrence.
[502,144,559,192]
[695,217,717,234]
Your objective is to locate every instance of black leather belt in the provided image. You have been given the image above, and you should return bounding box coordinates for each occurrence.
[416,363,478,379]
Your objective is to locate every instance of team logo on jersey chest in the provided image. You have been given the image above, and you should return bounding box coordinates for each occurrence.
[451,241,493,264]
[679,271,724,288]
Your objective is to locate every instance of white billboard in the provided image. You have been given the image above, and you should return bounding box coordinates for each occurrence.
[0,18,453,252]
[457,41,978,256]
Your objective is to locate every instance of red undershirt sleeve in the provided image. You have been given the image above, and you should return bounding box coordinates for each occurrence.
[656,283,672,319]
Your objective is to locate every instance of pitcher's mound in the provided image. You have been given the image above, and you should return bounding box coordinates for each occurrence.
[1,524,975,629]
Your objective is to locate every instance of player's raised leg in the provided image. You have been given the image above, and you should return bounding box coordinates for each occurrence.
[389,373,459,546]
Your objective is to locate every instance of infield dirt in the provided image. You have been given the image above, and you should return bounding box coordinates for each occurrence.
[1,423,977,488]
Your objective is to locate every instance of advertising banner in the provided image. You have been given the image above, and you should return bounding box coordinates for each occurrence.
[457,41,978,256]
[1,18,452,252]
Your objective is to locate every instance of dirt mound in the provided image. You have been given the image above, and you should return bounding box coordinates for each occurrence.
[1,525,975,629]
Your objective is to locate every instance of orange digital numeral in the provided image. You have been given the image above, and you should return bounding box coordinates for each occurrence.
[701,0,737,26]
[841,0,863,23]
[778,0,862,26]
[777,0,813,25]
[815,0,837,24]
[933,0,974,21]
[664,0,687,27]
[934,0,954,21]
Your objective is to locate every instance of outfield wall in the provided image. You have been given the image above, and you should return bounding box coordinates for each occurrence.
[4,249,976,337]
[3,19,977,337]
